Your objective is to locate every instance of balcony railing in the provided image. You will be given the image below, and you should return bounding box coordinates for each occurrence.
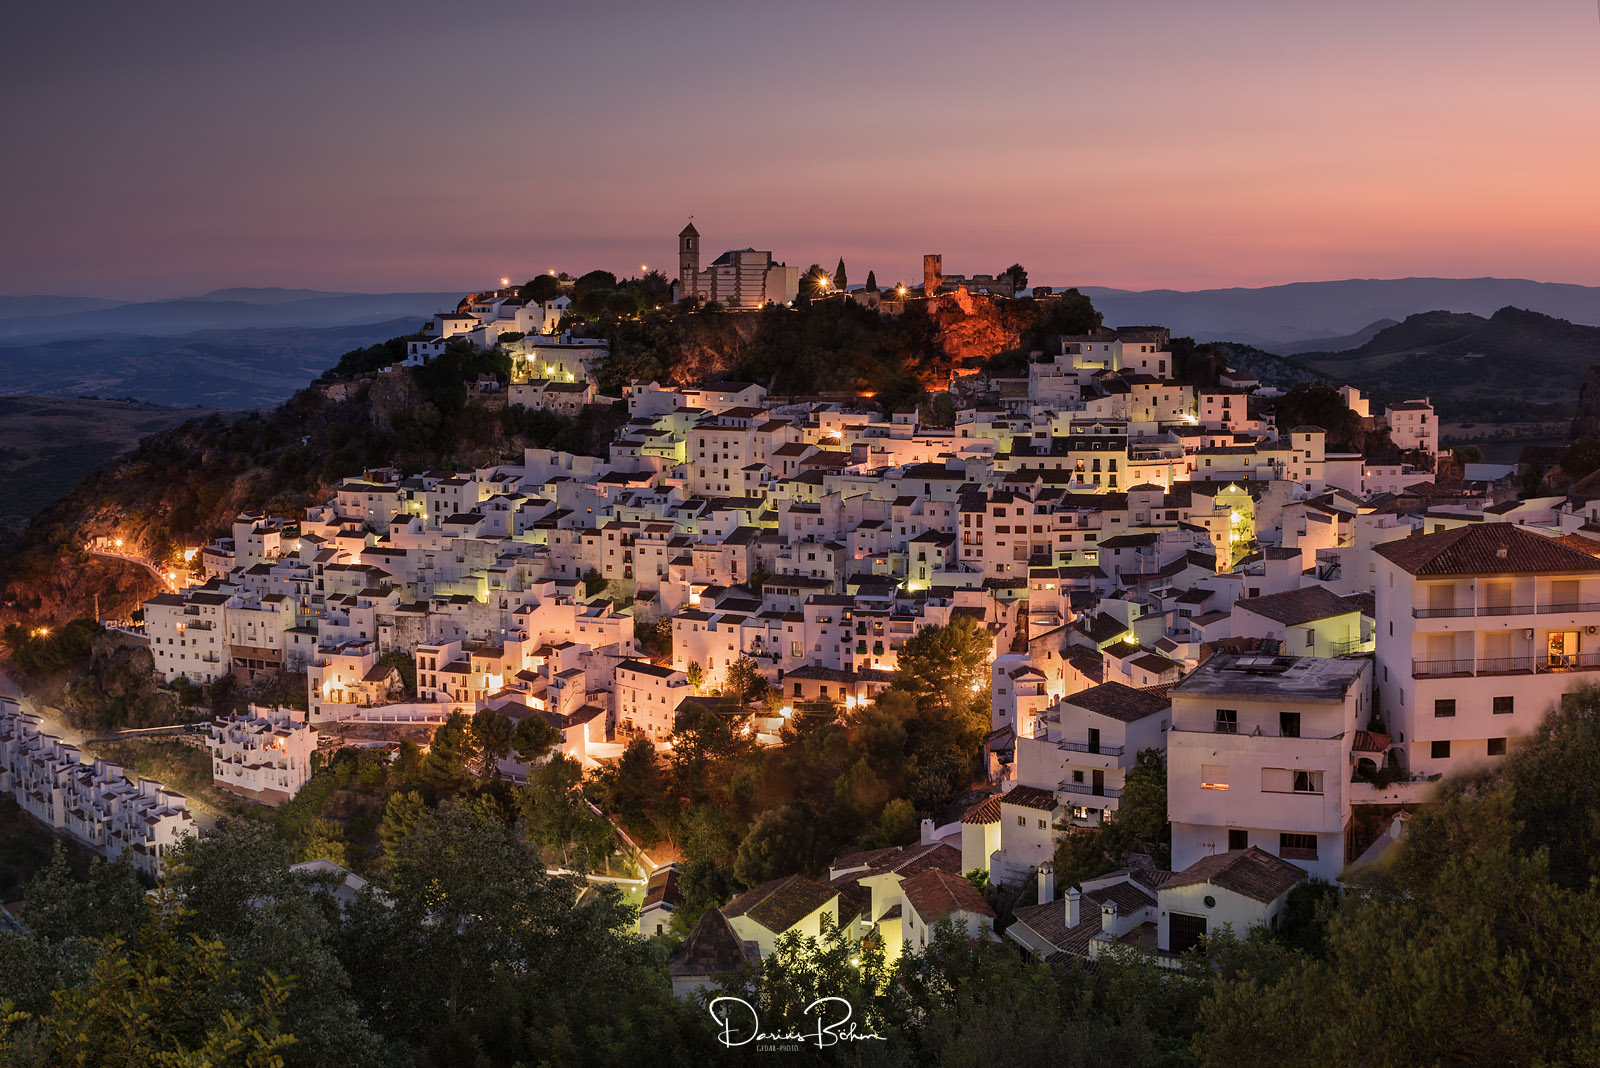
[1059,781,1121,799]
[1414,602,1600,619]
[1414,652,1600,678]
[1059,740,1124,757]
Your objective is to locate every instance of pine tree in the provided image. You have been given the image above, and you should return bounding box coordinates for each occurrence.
[865,270,877,291]
[834,258,848,290]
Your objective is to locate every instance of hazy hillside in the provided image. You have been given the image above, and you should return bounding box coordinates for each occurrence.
[0,289,459,341]
[1294,306,1600,421]
[0,317,422,407]
[1079,277,1600,349]
[0,397,234,537]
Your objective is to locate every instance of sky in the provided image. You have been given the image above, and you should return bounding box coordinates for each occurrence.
[3,0,1600,300]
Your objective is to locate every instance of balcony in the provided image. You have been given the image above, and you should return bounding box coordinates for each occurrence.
[1413,652,1600,678]
[1059,781,1121,799]
[1059,740,1124,757]
[1413,601,1600,619]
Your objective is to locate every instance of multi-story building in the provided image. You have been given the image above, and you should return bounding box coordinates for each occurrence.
[615,659,692,741]
[0,700,194,876]
[1168,652,1372,881]
[206,706,319,805]
[1373,524,1600,778]
[675,224,799,309]
[1386,398,1437,456]
[145,589,232,684]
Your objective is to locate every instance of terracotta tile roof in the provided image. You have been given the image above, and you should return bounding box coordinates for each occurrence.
[1351,729,1392,753]
[1374,525,1600,576]
[1233,585,1358,626]
[1063,681,1171,723]
[722,875,838,934]
[901,869,995,923]
[642,865,684,910]
[960,795,1003,825]
[667,909,760,978]
[1164,847,1304,903]
[1001,785,1059,811]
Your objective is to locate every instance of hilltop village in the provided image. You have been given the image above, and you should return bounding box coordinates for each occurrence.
[11,231,1600,996]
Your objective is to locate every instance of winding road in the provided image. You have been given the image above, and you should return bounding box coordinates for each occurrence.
[89,549,179,592]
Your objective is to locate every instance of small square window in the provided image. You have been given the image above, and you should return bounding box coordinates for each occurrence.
[1493,696,1513,715]
[1431,740,1451,759]
[1434,699,1456,718]
[1228,829,1248,850]
[1487,737,1507,756]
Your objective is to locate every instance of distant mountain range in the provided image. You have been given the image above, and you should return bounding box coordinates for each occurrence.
[0,287,460,342]
[1077,277,1600,350]
[1292,306,1600,422]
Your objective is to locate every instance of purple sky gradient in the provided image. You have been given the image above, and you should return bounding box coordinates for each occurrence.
[4,0,1599,299]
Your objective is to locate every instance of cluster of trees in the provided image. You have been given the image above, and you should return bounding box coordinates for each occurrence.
[527,269,674,322]
[8,681,1600,1065]
[588,616,994,932]
[1269,383,1397,456]
[0,618,97,677]
[1052,748,1171,886]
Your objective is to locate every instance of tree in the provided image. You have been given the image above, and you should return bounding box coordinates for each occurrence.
[719,654,767,704]
[419,711,474,795]
[1001,263,1028,291]
[469,708,516,780]
[733,804,820,887]
[299,817,348,866]
[893,614,992,714]
[511,713,562,764]
[582,567,607,598]
[1561,436,1600,480]
[379,789,426,870]
[17,846,144,944]
[521,274,561,304]
[686,660,704,692]
[571,269,617,304]
[865,269,877,292]
[834,258,848,290]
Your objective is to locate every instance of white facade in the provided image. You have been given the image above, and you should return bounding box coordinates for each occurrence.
[207,706,318,805]
[1168,653,1372,881]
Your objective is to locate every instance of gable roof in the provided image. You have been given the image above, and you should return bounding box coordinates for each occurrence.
[1233,585,1359,626]
[667,908,759,978]
[722,874,838,934]
[1374,524,1600,576]
[1164,846,1305,903]
[900,868,995,923]
[1001,785,1059,811]
[1063,680,1171,723]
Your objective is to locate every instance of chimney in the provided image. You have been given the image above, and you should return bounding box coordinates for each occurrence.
[1066,886,1082,927]
[1100,899,1119,935]
[1037,862,1055,905]
[919,818,935,845]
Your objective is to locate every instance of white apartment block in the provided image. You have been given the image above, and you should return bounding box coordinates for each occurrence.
[0,700,194,877]
[1373,524,1600,779]
[615,659,692,741]
[1386,398,1437,455]
[207,706,318,806]
[1014,681,1171,828]
[1168,652,1372,882]
[144,590,231,684]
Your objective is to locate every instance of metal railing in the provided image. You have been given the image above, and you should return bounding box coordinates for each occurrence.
[1414,602,1600,619]
[1059,740,1124,757]
[1414,653,1600,678]
[1059,781,1121,799]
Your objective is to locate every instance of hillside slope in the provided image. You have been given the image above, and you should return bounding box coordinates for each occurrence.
[1294,306,1600,421]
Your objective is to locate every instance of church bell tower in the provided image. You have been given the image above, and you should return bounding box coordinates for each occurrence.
[678,221,700,301]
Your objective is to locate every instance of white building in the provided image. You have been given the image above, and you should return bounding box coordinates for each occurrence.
[1168,652,1373,881]
[615,659,691,742]
[207,706,318,806]
[0,700,194,877]
[144,590,232,684]
[1373,524,1600,778]
[1386,398,1437,456]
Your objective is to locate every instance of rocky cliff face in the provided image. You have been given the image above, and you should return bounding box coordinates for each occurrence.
[927,290,1024,373]
[1570,364,1600,442]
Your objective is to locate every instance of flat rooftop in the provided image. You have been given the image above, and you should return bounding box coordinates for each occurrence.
[1173,652,1367,702]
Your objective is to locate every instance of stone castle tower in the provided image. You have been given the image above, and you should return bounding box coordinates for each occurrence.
[678,222,700,300]
[923,253,943,296]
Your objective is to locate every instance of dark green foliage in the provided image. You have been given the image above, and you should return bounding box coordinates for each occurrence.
[0,618,97,676]
[520,274,562,303]
[1271,383,1396,456]
[1560,436,1600,480]
[1053,748,1170,888]
[318,336,412,381]
[1001,263,1028,291]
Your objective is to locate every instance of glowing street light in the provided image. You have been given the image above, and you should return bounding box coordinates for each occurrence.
[500,277,510,288]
